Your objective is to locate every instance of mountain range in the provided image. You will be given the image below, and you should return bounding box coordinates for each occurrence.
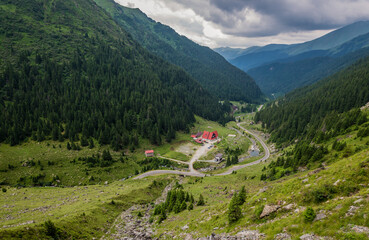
[215,21,369,95]
[94,0,262,102]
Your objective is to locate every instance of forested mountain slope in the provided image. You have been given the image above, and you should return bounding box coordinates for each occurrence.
[255,56,369,145]
[93,0,263,102]
[0,0,230,147]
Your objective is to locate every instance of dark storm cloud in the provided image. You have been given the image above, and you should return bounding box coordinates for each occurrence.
[174,0,369,37]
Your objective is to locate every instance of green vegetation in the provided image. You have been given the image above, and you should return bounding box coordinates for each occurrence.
[0,0,231,149]
[256,56,369,146]
[0,178,168,239]
[94,0,263,102]
[304,207,316,223]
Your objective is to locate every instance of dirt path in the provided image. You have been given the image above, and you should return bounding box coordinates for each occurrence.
[157,156,189,165]
[100,182,178,240]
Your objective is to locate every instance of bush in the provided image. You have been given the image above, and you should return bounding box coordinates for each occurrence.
[44,220,59,239]
[197,194,205,206]
[304,207,316,222]
[2,188,7,193]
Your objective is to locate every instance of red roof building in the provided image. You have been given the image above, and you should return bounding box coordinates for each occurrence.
[202,131,210,139]
[202,131,218,140]
[145,150,154,157]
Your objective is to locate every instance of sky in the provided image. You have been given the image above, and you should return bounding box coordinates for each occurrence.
[115,0,369,49]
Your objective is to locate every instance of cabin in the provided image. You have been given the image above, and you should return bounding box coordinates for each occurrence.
[145,150,154,157]
[202,130,218,140]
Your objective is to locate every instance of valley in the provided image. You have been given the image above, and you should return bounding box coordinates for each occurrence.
[1,0,369,239]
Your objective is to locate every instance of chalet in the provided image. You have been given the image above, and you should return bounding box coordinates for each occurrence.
[145,150,154,157]
[202,130,218,140]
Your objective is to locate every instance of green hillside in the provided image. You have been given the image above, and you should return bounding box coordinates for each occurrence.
[0,0,230,148]
[255,56,369,146]
[93,0,263,102]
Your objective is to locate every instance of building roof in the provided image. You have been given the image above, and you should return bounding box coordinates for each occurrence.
[196,132,203,137]
[191,135,196,138]
[145,150,154,154]
[202,130,218,140]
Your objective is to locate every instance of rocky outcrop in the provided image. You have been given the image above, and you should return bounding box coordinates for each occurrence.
[259,205,280,218]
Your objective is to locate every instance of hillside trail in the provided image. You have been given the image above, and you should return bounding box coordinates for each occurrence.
[100,181,178,240]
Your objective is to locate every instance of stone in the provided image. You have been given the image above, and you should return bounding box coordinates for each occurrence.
[260,205,280,218]
[275,232,292,240]
[350,224,369,234]
[283,203,296,211]
[236,230,266,239]
[314,213,326,221]
[182,224,189,230]
[333,179,340,186]
[353,198,364,204]
[299,234,321,240]
[302,178,309,183]
[346,206,359,217]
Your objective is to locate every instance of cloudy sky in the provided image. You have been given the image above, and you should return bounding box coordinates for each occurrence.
[115,0,369,48]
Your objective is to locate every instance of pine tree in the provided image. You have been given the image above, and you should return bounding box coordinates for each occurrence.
[67,142,71,150]
[88,138,94,149]
[197,194,205,206]
[80,135,88,147]
[188,202,193,210]
[228,193,242,223]
[237,186,247,205]
[180,201,187,212]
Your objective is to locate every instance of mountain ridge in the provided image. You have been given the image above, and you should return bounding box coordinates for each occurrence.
[94,0,263,102]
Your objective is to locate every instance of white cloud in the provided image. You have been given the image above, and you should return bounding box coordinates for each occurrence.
[114,0,369,48]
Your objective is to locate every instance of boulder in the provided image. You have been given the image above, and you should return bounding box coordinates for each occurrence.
[275,232,292,240]
[236,230,266,239]
[260,205,280,218]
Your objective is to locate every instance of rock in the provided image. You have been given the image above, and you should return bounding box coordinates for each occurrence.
[275,232,292,240]
[236,230,266,239]
[314,213,326,221]
[346,206,359,217]
[350,225,369,234]
[299,234,321,240]
[353,198,364,204]
[334,204,342,210]
[308,168,324,176]
[283,203,296,211]
[182,224,189,230]
[258,186,268,194]
[333,179,340,186]
[104,181,108,185]
[260,205,280,218]
[184,233,194,240]
[302,178,309,183]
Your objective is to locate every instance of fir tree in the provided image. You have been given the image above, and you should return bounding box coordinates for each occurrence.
[228,192,242,223]
[197,194,205,206]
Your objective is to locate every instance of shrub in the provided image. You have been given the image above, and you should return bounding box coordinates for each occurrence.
[2,188,6,193]
[44,220,59,239]
[304,207,316,222]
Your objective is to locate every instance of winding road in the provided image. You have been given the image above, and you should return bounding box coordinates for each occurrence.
[134,121,270,179]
